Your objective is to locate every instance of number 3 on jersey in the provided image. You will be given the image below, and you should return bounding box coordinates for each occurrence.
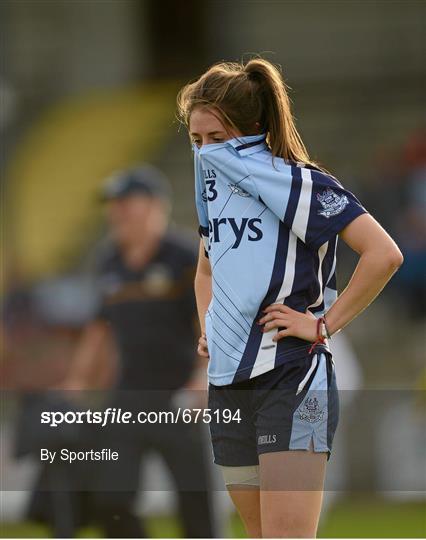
[206,179,218,201]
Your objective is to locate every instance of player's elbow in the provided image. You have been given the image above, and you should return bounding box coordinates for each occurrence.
[391,249,404,270]
[383,245,404,272]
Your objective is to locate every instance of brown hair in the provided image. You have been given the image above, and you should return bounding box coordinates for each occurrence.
[177,57,321,168]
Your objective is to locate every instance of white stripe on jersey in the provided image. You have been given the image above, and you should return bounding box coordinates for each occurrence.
[250,170,324,378]
[307,241,329,310]
[292,168,313,243]
[250,230,298,378]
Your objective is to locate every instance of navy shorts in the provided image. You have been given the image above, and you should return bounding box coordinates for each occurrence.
[207,350,339,466]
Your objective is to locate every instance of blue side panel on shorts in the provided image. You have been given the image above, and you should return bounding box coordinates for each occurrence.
[327,355,339,451]
[289,353,330,452]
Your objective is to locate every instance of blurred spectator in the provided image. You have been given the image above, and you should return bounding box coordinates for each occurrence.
[60,165,215,538]
[1,272,107,537]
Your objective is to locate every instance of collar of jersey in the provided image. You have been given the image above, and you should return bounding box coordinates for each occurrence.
[193,133,268,157]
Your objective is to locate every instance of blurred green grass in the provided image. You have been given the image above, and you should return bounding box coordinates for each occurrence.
[1,495,425,538]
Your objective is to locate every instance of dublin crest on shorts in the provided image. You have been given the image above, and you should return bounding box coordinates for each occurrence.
[297,396,325,424]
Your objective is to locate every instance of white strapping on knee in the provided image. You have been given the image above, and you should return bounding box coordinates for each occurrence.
[219,465,260,487]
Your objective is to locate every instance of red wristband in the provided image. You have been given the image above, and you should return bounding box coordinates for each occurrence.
[309,317,326,354]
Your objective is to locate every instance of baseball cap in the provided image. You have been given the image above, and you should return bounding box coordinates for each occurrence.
[100,164,172,201]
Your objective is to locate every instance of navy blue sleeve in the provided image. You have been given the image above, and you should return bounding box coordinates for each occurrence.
[306,170,368,249]
[285,167,368,250]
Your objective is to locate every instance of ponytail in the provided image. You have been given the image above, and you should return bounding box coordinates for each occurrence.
[244,59,313,165]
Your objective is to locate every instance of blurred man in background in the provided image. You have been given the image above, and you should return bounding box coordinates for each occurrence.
[62,165,214,538]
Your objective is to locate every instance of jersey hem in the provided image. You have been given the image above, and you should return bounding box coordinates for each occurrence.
[207,342,330,386]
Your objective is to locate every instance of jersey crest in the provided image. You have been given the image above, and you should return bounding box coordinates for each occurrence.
[228,183,251,197]
[317,188,349,218]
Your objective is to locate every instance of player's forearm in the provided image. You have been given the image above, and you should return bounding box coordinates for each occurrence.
[325,248,403,336]
[194,270,212,334]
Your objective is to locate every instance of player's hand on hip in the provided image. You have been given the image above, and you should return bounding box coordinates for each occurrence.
[258,304,318,342]
[197,333,209,358]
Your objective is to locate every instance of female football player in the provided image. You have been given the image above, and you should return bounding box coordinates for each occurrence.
[177,58,403,538]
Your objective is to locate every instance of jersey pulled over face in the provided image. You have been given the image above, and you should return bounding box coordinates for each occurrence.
[194,133,367,386]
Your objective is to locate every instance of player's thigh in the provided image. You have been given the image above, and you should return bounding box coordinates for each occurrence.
[259,448,327,538]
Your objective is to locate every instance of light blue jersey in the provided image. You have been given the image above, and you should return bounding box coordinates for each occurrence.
[194,134,367,386]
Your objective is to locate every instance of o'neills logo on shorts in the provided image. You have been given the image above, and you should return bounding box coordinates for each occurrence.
[258,434,277,445]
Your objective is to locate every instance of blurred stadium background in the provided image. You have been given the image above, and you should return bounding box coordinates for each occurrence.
[1,0,425,538]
